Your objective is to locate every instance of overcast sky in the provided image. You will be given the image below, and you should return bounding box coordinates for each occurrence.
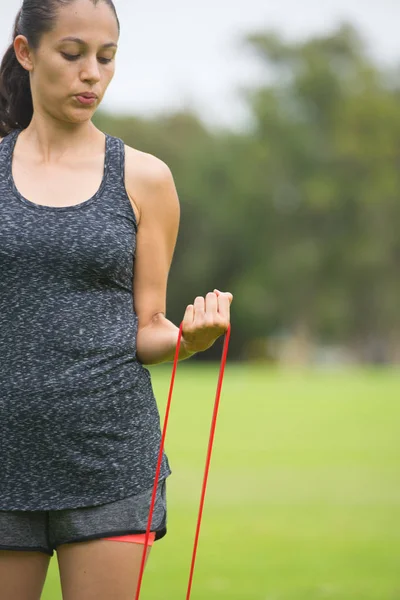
[0,0,399,128]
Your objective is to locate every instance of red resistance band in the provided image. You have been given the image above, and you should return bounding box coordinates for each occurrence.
[135,322,232,600]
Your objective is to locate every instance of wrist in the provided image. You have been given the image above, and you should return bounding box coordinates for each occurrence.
[180,335,199,358]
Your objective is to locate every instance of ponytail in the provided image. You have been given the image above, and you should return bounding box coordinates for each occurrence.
[0,9,33,136]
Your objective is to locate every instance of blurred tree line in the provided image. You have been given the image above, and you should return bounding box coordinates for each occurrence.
[94,23,400,364]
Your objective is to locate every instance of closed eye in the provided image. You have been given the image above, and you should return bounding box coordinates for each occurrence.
[61,53,113,64]
[61,53,80,61]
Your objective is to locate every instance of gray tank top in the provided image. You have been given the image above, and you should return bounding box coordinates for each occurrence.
[0,129,171,511]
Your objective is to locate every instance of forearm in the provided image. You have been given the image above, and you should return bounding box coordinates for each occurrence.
[136,313,195,365]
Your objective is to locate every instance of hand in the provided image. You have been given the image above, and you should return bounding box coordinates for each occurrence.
[181,289,233,354]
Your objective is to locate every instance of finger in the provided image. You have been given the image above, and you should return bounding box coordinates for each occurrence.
[205,292,218,319]
[214,289,233,305]
[193,296,205,323]
[214,290,233,302]
[216,293,231,324]
[182,304,194,329]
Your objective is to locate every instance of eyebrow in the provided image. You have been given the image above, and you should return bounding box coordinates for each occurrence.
[59,37,117,48]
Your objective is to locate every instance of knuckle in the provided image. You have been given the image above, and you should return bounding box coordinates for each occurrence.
[204,316,215,327]
[217,317,229,329]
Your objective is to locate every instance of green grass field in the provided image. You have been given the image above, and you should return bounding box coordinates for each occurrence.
[42,365,400,599]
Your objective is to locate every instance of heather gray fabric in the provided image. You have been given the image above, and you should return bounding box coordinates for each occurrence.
[0,129,171,511]
[0,479,167,556]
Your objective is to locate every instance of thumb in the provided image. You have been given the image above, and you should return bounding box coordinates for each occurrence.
[182,303,194,329]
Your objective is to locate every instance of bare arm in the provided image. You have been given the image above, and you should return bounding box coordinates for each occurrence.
[125,147,192,365]
[125,146,232,366]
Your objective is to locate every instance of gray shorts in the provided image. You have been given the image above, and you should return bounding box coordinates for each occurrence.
[0,480,167,557]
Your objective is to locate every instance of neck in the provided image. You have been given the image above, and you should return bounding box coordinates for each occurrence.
[18,113,103,163]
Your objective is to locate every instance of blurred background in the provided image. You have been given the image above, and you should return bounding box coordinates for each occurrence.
[1,0,399,366]
[1,1,400,598]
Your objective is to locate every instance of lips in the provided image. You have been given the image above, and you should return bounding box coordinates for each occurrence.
[75,93,98,106]
[77,93,98,99]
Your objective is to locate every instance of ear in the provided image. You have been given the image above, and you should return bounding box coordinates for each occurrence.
[14,35,34,72]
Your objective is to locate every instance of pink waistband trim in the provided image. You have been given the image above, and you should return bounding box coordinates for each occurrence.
[104,532,156,545]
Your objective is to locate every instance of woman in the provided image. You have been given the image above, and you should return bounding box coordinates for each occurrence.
[0,1,232,598]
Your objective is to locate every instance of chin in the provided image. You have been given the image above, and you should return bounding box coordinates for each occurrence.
[63,109,97,125]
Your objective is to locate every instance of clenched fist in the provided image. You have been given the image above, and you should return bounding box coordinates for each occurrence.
[181,289,233,355]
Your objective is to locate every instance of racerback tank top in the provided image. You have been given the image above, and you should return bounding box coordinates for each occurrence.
[0,129,171,511]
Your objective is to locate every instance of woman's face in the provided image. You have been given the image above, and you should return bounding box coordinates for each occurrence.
[17,0,119,125]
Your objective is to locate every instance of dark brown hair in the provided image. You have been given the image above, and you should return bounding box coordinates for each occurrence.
[0,0,120,136]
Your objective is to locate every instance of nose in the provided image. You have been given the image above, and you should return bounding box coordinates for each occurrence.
[80,56,101,84]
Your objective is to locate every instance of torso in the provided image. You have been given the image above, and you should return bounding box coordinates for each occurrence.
[0,132,173,511]
[0,133,148,225]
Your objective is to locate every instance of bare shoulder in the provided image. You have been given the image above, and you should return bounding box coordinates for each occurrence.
[125,144,173,185]
[124,144,179,224]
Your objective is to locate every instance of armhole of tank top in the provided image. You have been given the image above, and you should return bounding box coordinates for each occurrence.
[118,138,139,231]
